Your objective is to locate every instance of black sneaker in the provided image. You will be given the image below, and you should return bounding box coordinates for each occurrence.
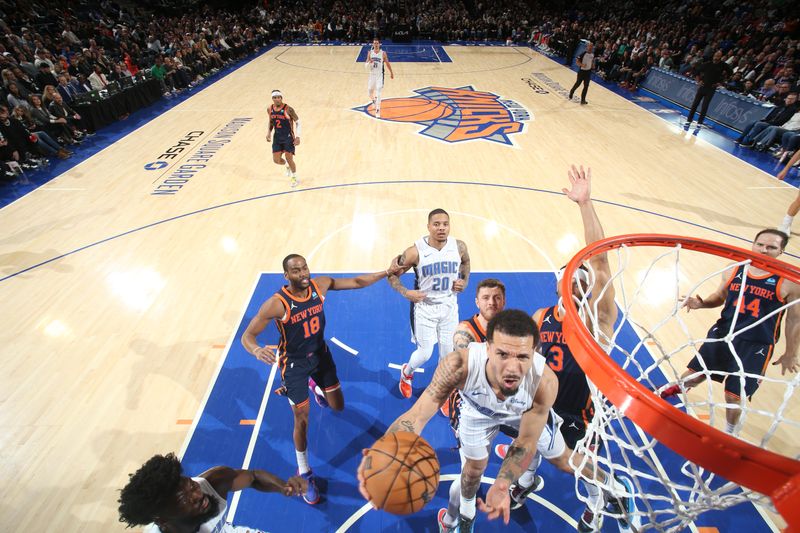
[605,475,634,528]
[509,474,545,509]
[457,514,475,533]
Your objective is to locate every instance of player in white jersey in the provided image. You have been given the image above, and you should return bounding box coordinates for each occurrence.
[366,38,394,118]
[119,453,306,533]
[359,310,555,530]
[388,208,471,399]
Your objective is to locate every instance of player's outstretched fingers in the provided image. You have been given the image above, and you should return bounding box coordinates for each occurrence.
[356,449,374,504]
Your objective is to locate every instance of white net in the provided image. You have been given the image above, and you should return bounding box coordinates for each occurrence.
[565,239,800,532]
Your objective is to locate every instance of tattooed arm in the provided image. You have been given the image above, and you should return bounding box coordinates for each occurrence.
[387,245,426,303]
[478,365,557,524]
[452,239,471,293]
[453,324,476,352]
[358,350,468,503]
[385,350,469,435]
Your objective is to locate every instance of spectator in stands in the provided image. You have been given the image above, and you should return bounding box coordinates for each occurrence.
[744,111,800,152]
[6,82,30,110]
[56,75,78,103]
[48,93,85,140]
[88,65,109,91]
[28,93,75,145]
[738,92,799,145]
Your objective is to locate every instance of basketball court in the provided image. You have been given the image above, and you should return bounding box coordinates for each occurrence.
[1,43,797,532]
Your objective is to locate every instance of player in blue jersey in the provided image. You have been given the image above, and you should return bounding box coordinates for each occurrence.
[500,165,625,532]
[241,254,398,505]
[661,229,800,434]
[266,90,301,188]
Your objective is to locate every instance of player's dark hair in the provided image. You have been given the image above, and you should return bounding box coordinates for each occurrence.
[756,228,789,250]
[476,278,505,296]
[118,453,183,527]
[487,309,539,346]
[282,253,304,272]
[428,208,449,222]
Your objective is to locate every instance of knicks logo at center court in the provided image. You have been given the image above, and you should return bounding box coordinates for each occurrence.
[353,86,531,145]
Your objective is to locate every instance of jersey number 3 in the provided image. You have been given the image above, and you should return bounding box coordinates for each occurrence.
[548,346,564,372]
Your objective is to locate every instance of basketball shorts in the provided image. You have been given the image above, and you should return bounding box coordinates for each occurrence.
[458,408,565,461]
[272,137,295,155]
[688,333,773,399]
[410,299,458,355]
[557,411,603,453]
[280,343,339,407]
[368,74,384,93]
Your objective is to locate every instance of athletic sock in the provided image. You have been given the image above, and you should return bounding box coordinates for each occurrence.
[296,450,310,474]
[460,494,476,520]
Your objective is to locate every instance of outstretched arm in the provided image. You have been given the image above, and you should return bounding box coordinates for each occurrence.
[357,351,468,501]
[479,366,557,524]
[682,271,730,312]
[315,269,395,293]
[778,151,800,181]
[202,466,307,499]
[563,165,617,336]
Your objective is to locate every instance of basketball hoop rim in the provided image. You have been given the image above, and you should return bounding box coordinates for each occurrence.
[560,233,800,522]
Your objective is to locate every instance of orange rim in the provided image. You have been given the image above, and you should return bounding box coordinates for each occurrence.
[560,234,800,529]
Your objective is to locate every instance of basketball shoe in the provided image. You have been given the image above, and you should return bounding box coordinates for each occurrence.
[604,475,635,529]
[290,176,298,188]
[659,383,681,399]
[437,509,456,533]
[399,364,413,398]
[577,505,603,532]
[308,377,328,408]
[300,470,320,505]
[508,474,545,510]
[284,163,291,177]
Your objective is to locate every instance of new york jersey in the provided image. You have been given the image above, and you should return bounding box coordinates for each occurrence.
[274,279,326,358]
[715,265,786,344]
[414,236,461,304]
[459,342,546,427]
[463,314,487,342]
[538,305,593,421]
[269,104,294,141]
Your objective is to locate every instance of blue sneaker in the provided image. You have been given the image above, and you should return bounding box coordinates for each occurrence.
[308,377,328,408]
[605,475,635,529]
[300,471,320,504]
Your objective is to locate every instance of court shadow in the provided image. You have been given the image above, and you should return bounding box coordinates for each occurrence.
[618,192,764,231]
[0,248,74,276]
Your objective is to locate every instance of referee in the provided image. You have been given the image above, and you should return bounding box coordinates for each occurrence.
[685,50,732,128]
[569,42,594,105]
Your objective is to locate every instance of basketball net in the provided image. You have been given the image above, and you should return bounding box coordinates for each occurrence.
[560,234,800,532]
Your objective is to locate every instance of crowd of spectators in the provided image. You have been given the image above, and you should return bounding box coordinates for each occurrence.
[0,0,269,179]
[2,0,799,180]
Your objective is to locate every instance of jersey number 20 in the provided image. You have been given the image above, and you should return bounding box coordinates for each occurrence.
[431,277,450,291]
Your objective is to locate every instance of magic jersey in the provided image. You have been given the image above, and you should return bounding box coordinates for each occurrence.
[413,236,461,304]
[714,265,786,344]
[368,49,384,77]
[274,280,326,358]
[538,305,593,421]
[269,104,294,141]
[145,477,267,533]
[458,342,546,427]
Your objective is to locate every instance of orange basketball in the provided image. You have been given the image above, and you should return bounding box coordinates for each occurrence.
[361,431,440,515]
[375,98,454,122]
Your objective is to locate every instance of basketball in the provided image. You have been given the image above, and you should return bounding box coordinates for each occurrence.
[376,98,454,122]
[361,431,440,515]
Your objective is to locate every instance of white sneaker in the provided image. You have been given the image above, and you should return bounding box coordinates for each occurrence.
[284,164,291,177]
[290,176,298,188]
